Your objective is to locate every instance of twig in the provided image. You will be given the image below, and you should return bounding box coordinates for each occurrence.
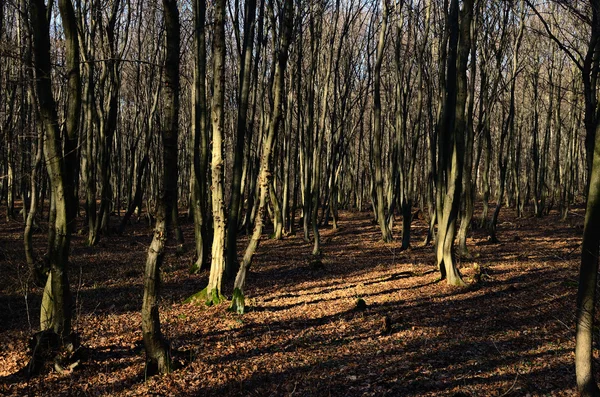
[499,369,519,397]
[74,261,84,332]
[492,340,503,356]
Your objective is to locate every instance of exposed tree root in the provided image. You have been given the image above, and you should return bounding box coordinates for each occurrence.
[26,331,86,377]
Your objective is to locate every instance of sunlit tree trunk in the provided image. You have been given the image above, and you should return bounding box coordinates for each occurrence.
[231,0,293,314]
[204,0,227,304]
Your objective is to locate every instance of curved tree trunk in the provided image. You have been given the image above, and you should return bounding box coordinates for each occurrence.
[32,0,79,341]
[230,0,293,314]
[435,0,472,286]
[141,0,181,375]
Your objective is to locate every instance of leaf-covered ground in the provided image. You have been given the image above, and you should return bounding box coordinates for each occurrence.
[0,205,585,396]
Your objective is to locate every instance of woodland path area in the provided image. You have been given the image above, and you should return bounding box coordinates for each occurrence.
[0,206,582,396]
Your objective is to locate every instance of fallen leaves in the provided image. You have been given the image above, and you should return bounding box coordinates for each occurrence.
[0,207,584,396]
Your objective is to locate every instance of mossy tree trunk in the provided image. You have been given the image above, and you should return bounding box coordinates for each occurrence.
[576,124,600,397]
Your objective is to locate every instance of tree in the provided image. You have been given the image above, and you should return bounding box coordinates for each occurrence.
[573,0,600,393]
[435,0,473,286]
[188,0,210,273]
[31,0,79,344]
[231,0,294,314]
[457,3,477,257]
[488,0,525,243]
[200,0,227,305]
[141,0,181,375]
[373,0,392,242]
[226,0,258,279]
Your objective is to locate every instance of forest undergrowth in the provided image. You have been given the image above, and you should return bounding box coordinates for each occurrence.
[0,204,584,396]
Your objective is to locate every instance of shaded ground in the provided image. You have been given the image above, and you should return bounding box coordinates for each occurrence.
[0,203,585,396]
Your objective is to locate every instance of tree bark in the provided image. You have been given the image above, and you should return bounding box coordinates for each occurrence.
[225,0,257,279]
[142,0,181,375]
[231,0,293,314]
[31,0,77,340]
[435,0,472,286]
[203,0,227,305]
[575,0,600,394]
[373,0,392,243]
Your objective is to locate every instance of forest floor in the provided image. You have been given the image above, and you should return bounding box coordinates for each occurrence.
[0,203,585,396]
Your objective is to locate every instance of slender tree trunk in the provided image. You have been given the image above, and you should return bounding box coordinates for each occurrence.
[142,0,180,375]
[231,0,293,314]
[458,11,477,257]
[373,0,392,242]
[189,0,210,273]
[25,118,44,283]
[118,85,160,235]
[81,8,98,245]
[488,0,524,243]
[225,0,257,278]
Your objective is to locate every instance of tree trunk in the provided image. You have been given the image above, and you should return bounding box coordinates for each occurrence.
[575,0,600,394]
[31,0,77,341]
[435,0,472,286]
[142,0,181,375]
[373,0,392,242]
[189,0,210,273]
[488,0,524,243]
[458,11,477,257]
[25,119,44,283]
[204,0,227,305]
[226,0,257,278]
[230,0,293,314]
